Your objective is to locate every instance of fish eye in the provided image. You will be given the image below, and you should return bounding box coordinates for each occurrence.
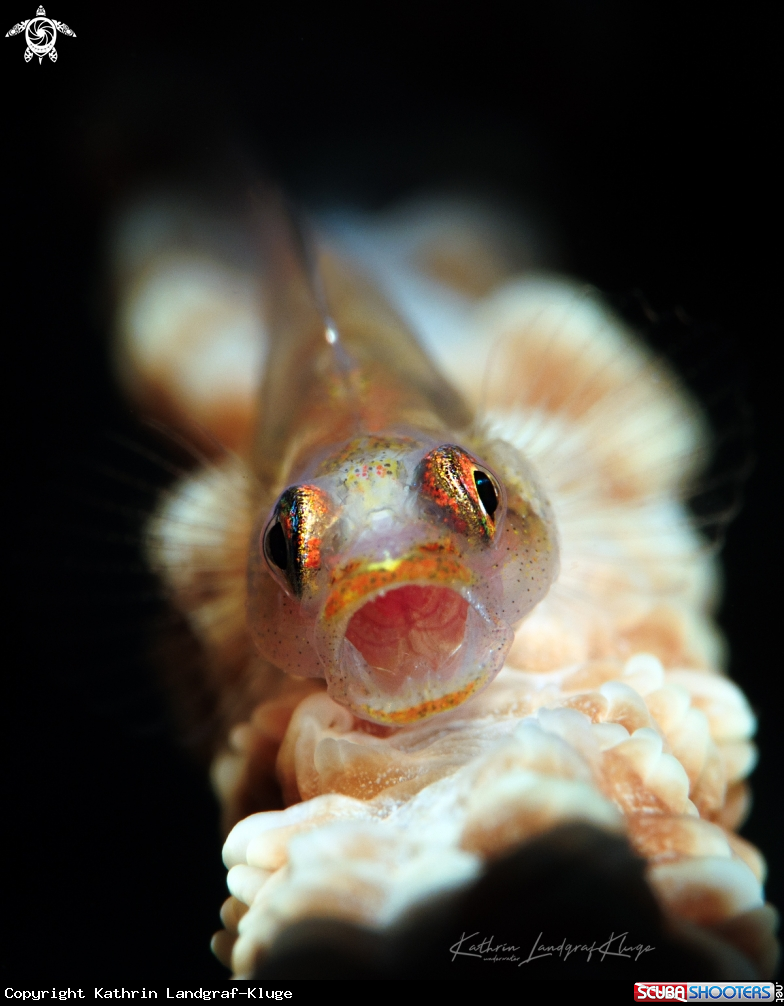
[265,521,289,571]
[417,445,502,543]
[262,484,332,596]
[473,470,498,519]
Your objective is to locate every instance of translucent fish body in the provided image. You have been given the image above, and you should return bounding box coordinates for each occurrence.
[246,236,558,724]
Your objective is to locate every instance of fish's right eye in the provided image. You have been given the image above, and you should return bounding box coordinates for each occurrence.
[265,521,289,571]
[417,445,502,543]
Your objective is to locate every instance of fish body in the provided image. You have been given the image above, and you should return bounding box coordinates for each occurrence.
[245,209,557,724]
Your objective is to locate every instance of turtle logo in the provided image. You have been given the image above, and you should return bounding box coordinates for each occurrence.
[5,5,75,63]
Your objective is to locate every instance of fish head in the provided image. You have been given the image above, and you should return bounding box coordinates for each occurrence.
[248,434,558,725]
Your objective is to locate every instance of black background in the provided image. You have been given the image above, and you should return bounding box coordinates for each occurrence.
[3,2,780,983]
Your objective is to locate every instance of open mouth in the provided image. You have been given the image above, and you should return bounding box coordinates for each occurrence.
[328,584,513,726]
[319,545,514,724]
[344,585,470,695]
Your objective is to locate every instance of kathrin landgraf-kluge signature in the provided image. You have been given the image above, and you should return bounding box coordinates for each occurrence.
[449,931,656,965]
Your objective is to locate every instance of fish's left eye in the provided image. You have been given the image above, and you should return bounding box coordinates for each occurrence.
[417,445,502,543]
[473,470,498,519]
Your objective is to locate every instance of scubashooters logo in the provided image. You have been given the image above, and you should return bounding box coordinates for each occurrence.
[5,6,75,63]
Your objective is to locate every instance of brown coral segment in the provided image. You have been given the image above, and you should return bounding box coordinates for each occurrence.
[213,651,766,976]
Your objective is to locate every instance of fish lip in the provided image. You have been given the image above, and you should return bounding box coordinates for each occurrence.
[347,671,493,727]
[321,542,476,626]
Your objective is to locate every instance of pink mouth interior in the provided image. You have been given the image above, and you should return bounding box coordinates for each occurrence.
[345,585,469,691]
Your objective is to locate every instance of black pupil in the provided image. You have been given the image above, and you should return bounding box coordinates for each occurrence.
[474,471,498,518]
[267,521,289,570]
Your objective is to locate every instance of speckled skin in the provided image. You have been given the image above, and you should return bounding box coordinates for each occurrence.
[237,207,559,725]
